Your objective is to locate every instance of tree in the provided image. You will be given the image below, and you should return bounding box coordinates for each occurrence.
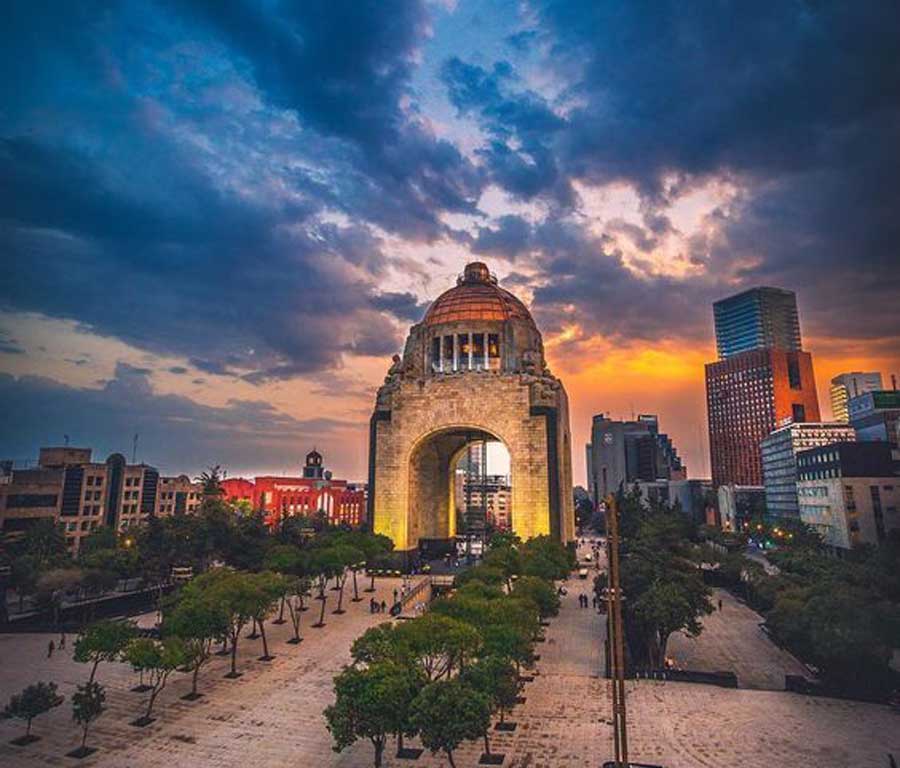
[351,622,408,666]
[247,571,286,661]
[410,679,490,768]
[74,619,137,683]
[461,655,519,748]
[69,682,105,757]
[19,518,69,569]
[34,567,83,626]
[330,545,364,614]
[207,571,258,678]
[264,544,307,624]
[164,593,229,699]
[123,637,186,725]
[511,575,560,619]
[2,682,64,744]
[325,663,421,768]
[310,549,341,628]
[394,614,482,681]
[196,465,225,498]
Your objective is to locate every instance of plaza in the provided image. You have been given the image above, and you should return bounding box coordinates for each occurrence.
[2,552,899,768]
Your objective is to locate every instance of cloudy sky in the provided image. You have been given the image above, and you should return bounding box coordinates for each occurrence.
[1,0,898,484]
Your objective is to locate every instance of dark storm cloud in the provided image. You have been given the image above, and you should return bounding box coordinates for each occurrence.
[0,365,354,473]
[448,0,900,342]
[370,292,430,323]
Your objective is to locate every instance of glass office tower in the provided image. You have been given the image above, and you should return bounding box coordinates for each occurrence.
[713,287,801,359]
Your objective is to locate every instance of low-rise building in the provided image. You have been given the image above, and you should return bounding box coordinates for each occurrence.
[221,450,366,529]
[761,423,856,520]
[634,479,714,526]
[718,484,766,532]
[830,372,883,422]
[0,446,201,552]
[797,442,900,550]
[850,389,900,446]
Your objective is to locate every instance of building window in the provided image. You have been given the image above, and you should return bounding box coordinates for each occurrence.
[443,335,455,370]
[792,404,806,422]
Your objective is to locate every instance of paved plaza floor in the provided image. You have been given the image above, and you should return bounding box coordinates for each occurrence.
[2,567,899,767]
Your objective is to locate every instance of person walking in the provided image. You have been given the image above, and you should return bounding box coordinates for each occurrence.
[59,632,66,649]
[380,600,387,613]
[718,598,723,611]
[47,640,55,659]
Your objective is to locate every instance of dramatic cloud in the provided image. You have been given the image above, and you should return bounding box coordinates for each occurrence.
[0,0,897,478]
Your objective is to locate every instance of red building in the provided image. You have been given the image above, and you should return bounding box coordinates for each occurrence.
[706,349,820,486]
[220,450,366,528]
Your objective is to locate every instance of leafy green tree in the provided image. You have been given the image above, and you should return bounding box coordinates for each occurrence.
[19,518,69,569]
[34,567,83,626]
[10,555,39,612]
[325,663,421,768]
[206,571,258,677]
[1,682,64,743]
[74,619,137,683]
[164,593,229,698]
[482,545,522,590]
[123,637,186,724]
[394,613,481,681]
[247,571,287,660]
[70,682,105,756]
[511,575,560,619]
[196,465,225,498]
[461,654,519,742]
[351,622,409,667]
[410,679,490,768]
[310,549,342,628]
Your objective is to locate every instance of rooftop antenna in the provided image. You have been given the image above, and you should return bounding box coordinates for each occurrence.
[132,433,139,464]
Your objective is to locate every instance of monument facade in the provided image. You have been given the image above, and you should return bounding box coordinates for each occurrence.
[368,262,574,554]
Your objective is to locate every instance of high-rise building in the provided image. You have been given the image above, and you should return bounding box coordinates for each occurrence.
[707,348,821,486]
[849,390,900,446]
[706,286,821,488]
[586,413,685,501]
[713,287,801,359]
[760,422,856,519]
[797,441,900,550]
[830,372,883,422]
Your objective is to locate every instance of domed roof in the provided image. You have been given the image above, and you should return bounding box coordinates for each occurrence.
[422,262,536,328]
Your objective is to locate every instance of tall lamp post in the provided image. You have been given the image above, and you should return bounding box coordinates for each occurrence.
[605,494,629,767]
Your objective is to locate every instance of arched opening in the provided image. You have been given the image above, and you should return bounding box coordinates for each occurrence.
[407,427,512,559]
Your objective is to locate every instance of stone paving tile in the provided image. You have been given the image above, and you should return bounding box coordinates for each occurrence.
[667,587,809,690]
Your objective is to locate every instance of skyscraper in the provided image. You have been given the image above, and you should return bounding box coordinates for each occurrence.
[706,287,820,488]
[829,372,883,422]
[713,287,801,359]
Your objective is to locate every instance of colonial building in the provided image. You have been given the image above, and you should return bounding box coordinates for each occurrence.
[368,262,574,555]
[220,450,366,529]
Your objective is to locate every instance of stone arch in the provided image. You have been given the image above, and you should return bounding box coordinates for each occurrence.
[405,424,511,549]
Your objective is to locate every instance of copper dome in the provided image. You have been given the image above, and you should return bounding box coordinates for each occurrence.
[422,262,536,328]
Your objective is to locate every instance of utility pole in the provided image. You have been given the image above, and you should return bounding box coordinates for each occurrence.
[605,494,629,767]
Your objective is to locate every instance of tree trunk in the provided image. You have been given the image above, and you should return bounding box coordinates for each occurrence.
[445,748,457,768]
[277,596,286,623]
[81,722,89,749]
[192,663,200,696]
[397,732,405,755]
[374,738,384,768]
[89,659,100,684]
[26,717,32,737]
[316,595,327,627]
[335,580,345,613]
[259,618,270,658]
[230,631,239,675]
[484,731,491,755]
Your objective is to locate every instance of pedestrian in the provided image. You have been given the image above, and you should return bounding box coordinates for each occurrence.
[59,632,66,649]
[718,598,723,611]
[47,640,55,659]
[888,752,897,768]
[393,588,398,602]
[380,600,387,613]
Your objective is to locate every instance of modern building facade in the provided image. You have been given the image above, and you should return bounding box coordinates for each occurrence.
[455,472,512,531]
[797,442,900,550]
[0,447,201,552]
[221,449,366,529]
[586,413,686,501]
[760,422,856,519]
[830,372,883,422]
[850,389,900,446]
[707,348,821,486]
[713,287,801,359]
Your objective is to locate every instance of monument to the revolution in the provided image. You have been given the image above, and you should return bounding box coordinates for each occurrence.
[368,261,574,555]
